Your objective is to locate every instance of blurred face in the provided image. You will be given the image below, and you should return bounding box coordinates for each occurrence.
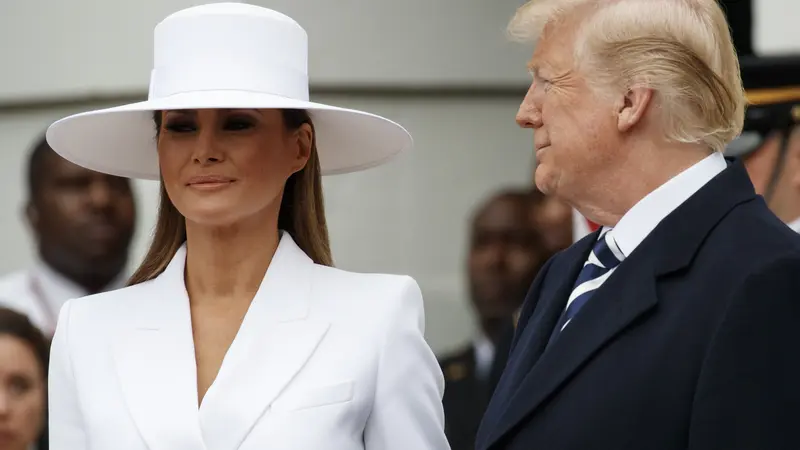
[468,197,546,320]
[744,129,800,221]
[30,154,136,277]
[532,196,573,252]
[0,335,45,450]
[518,25,621,199]
[156,109,311,228]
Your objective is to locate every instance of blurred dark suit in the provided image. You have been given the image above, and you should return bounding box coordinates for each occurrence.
[439,320,514,450]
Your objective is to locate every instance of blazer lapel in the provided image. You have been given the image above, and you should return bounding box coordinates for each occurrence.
[112,246,207,450]
[198,233,330,450]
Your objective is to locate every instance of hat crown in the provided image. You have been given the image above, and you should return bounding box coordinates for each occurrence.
[149,3,309,101]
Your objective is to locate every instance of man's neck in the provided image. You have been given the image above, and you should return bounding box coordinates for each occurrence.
[573,143,713,227]
[39,253,125,295]
[184,212,280,306]
[480,317,510,347]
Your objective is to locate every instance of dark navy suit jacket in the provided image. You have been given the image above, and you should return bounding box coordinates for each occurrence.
[476,160,800,450]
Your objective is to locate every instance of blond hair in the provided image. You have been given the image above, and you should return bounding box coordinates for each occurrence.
[509,0,746,152]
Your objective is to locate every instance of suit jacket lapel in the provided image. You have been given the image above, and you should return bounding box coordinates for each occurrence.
[485,255,659,448]
[477,234,596,449]
[503,236,595,390]
[198,233,330,450]
[112,246,207,450]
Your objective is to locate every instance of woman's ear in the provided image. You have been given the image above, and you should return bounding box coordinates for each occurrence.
[290,123,313,174]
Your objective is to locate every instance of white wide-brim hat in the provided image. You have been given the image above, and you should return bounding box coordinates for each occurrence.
[45,3,412,179]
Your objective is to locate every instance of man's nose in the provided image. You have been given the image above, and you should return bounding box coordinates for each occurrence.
[0,390,11,416]
[483,244,509,269]
[88,181,112,208]
[516,99,543,129]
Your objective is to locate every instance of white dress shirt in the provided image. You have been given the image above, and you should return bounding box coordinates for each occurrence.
[786,217,800,234]
[472,333,495,381]
[0,262,126,336]
[606,151,727,258]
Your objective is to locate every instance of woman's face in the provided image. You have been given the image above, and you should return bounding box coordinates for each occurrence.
[157,109,312,227]
[0,335,45,450]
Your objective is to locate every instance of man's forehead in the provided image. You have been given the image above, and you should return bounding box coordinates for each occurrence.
[475,197,531,228]
[528,49,564,77]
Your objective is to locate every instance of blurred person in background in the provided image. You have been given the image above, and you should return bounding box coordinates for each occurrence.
[0,135,136,337]
[0,307,50,450]
[724,55,800,232]
[528,188,573,253]
[439,189,551,450]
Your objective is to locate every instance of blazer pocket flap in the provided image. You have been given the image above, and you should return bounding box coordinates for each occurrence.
[271,381,355,412]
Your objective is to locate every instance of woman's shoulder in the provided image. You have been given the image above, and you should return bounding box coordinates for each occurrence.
[309,265,425,319]
[58,279,158,326]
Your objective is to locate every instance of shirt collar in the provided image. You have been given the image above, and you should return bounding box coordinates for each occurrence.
[472,331,496,380]
[609,151,728,257]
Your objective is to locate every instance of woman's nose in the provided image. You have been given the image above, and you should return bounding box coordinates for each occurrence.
[193,129,225,164]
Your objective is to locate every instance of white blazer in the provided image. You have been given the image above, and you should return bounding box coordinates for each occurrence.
[48,233,450,450]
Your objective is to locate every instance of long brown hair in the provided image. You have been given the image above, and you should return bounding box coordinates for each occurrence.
[128,109,332,286]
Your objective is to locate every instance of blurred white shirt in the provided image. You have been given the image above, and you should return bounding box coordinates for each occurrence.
[0,261,125,336]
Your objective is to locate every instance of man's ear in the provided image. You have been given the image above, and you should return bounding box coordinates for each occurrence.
[24,202,39,231]
[616,86,653,132]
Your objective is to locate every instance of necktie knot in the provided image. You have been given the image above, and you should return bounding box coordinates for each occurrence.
[589,230,624,270]
[547,229,625,344]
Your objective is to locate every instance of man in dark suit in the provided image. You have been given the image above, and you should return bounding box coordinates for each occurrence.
[476,1,800,450]
[724,55,800,232]
[438,189,551,450]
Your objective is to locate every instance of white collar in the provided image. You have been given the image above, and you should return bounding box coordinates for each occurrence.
[608,152,727,257]
[786,216,800,234]
[472,332,495,380]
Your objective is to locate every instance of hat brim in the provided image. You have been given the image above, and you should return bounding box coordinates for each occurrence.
[45,90,413,179]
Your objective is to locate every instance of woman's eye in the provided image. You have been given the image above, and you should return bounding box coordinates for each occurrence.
[164,121,196,133]
[224,117,255,131]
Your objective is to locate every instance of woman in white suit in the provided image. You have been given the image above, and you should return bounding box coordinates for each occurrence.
[43,3,449,450]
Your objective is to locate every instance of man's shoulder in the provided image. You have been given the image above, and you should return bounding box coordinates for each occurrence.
[705,199,800,269]
[0,270,35,308]
[0,269,31,293]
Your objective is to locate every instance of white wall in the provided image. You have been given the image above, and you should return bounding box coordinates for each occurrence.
[0,0,532,103]
[0,0,797,354]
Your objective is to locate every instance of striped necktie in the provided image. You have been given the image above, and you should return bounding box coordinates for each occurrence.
[548,229,625,344]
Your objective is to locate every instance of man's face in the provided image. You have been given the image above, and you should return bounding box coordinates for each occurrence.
[468,197,546,320]
[29,154,136,276]
[518,24,621,200]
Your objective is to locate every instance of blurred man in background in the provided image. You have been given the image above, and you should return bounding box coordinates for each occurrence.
[439,189,552,450]
[0,134,136,336]
[724,55,800,232]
